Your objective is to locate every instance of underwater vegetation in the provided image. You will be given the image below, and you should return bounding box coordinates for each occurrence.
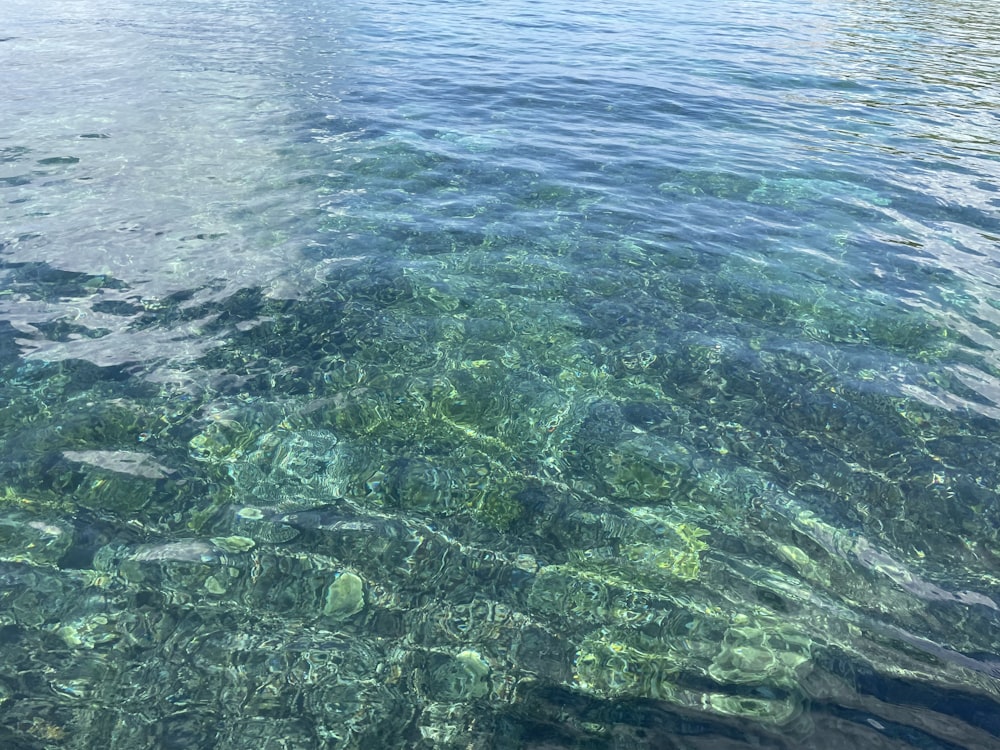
[2,202,1000,748]
[3,0,1000,743]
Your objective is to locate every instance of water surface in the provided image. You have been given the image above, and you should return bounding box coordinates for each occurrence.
[2,0,1000,747]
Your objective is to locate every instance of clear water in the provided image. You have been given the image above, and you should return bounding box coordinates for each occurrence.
[2,0,1000,747]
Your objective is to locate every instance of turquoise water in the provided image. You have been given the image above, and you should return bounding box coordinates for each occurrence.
[2,0,1000,747]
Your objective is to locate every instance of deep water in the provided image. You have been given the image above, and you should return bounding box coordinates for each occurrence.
[2,0,1000,747]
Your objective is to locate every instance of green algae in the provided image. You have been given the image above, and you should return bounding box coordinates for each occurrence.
[2,26,1000,748]
[472,486,524,531]
[5,248,1000,744]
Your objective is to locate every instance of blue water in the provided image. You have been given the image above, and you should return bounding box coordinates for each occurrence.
[2,0,1000,747]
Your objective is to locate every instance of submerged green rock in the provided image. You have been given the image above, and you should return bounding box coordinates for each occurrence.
[323,571,365,620]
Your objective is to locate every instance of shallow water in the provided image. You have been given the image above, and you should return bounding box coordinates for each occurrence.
[2,0,1000,747]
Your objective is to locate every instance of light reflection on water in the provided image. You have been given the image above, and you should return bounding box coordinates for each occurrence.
[1,0,1000,748]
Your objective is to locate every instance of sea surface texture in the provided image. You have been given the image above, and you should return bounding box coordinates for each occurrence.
[2,0,1000,747]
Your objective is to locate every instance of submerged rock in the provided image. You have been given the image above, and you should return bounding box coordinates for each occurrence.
[323,571,365,620]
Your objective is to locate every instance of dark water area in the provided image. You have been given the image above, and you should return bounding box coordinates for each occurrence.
[2,0,1000,747]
